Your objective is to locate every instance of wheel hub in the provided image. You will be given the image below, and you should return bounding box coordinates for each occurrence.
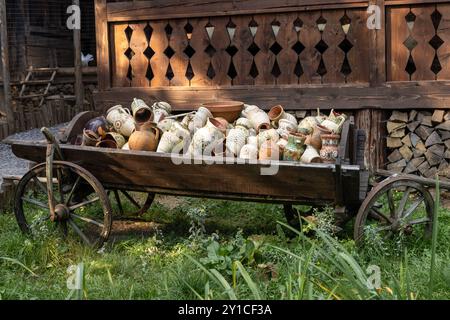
[52,204,71,222]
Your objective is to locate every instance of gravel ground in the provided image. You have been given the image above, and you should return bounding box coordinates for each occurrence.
[0,124,66,186]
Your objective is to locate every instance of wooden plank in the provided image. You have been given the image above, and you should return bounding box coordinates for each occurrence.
[298,10,322,84]
[410,5,436,81]
[387,6,410,81]
[233,15,257,86]
[111,23,132,87]
[169,18,189,86]
[149,20,170,87]
[322,9,346,84]
[254,14,276,85]
[130,22,150,87]
[276,12,300,85]
[368,0,386,85]
[106,0,370,22]
[0,0,14,129]
[437,3,450,80]
[95,0,110,90]
[93,81,450,112]
[189,17,212,87]
[210,16,231,86]
[73,0,84,113]
[10,141,360,205]
[347,8,371,83]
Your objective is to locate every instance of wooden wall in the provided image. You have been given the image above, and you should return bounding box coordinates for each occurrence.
[94,0,450,171]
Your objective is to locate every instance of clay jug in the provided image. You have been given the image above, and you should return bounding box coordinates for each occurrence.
[283,133,306,161]
[128,122,161,151]
[307,124,331,151]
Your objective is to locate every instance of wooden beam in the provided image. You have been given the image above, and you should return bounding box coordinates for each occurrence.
[95,0,110,90]
[73,0,84,113]
[106,0,369,22]
[369,0,386,86]
[0,0,14,130]
[93,81,450,112]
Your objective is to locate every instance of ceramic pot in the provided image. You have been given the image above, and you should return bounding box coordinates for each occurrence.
[277,119,297,139]
[248,136,258,148]
[104,132,126,149]
[242,104,270,132]
[301,145,322,164]
[259,139,280,161]
[181,114,195,134]
[128,122,161,151]
[122,142,130,150]
[157,131,182,153]
[169,121,191,140]
[320,134,340,163]
[193,106,213,131]
[307,124,331,150]
[239,144,258,160]
[226,126,249,156]
[258,128,279,147]
[209,117,228,135]
[153,109,169,123]
[283,133,306,161]
[298,116,318,135]
[152,101,172,114]
[106,105,136,137]
[157,119,176,132]
[131,98,153,124]
[201,101,244,123]
[268,105,298,129]
[276,138,288,153]
[84,116,109,138]
[235,118,253,130]
[191,118,225,156]
[96,139,118,149]
[82,129,100,147]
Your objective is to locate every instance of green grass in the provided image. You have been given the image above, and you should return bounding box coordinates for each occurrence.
[0,196,449,300]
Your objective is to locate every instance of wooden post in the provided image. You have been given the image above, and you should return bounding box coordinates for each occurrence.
[73,0,84,113]
[95,0,110,92]
[0,0,14,130]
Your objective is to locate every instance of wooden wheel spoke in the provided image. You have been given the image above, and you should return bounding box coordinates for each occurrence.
[56,168,64,203]
[113,190,124,215]
[375,225,392,233]
[396,187,412,218]
[65,176,81,206]
[69,196,100,211]
[369,208,392,223]
[71,213,104,228]
[387,189,395,218]
[29,215,50,229]
[402,196,424,220]
[32,176,48,195]
[22,196,49,209]
[120,190,141,209]
[68,219,92,246]
[407,217,431,226]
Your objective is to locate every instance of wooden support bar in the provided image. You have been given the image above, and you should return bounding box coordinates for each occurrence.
[0,0,14,130]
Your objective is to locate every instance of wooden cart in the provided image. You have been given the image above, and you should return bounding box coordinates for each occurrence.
[7,110,434,247]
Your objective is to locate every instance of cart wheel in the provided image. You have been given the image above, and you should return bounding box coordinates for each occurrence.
[108,190,155,217]
[354,176,434,246]
[14,161,112,247]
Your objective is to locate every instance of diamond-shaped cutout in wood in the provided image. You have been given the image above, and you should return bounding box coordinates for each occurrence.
[164,46,175,59]
[271,59,281,78]
[431,53,442,75]
[338,38,353,53]
[166,63,174,80]
[293,17,303,33]
[316,16,327,32]
[248,42,260,56]
[431,9,442,30]
[294,58,304,77]
[165,23,173,38]
[184,22,194,40]
[204,44,216,58]
[226,20,236,41]
[185,61,195,80]
[144,24,153,42]
[249,19,258,38]
[405,11,416,31]
[292,41,305,55]
[226,45,238,57]
[403,36,418,51]
[429,34,444,50]
[143,47,155,60]
[270,42,282,55]
[317,57,327,76]
[205,22,215,40]
[227,60,237,79]
[207,62,216,79]
[126,64,133,80]
[340,55,352,76]
[145,63,154,81]
[315,39,329,54]
[249,60,259,78]
[405,54,416,76]
[184,44,196,58]
[125,25,133,42]
[271,20,281,37]
[124,47,135,60]
[340,14,351,34]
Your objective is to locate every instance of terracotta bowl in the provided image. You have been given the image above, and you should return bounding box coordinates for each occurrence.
[201,101,244,123]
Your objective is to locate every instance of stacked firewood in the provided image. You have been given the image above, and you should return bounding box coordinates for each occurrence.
[386,110,450,178]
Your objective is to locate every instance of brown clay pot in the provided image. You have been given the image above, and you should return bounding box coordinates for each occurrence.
[96,139,118,149]
[128,122,161,151]
[268,105,284,122]
[201,101,244,123]
[307,124,332,150]
[209,117,228,134]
